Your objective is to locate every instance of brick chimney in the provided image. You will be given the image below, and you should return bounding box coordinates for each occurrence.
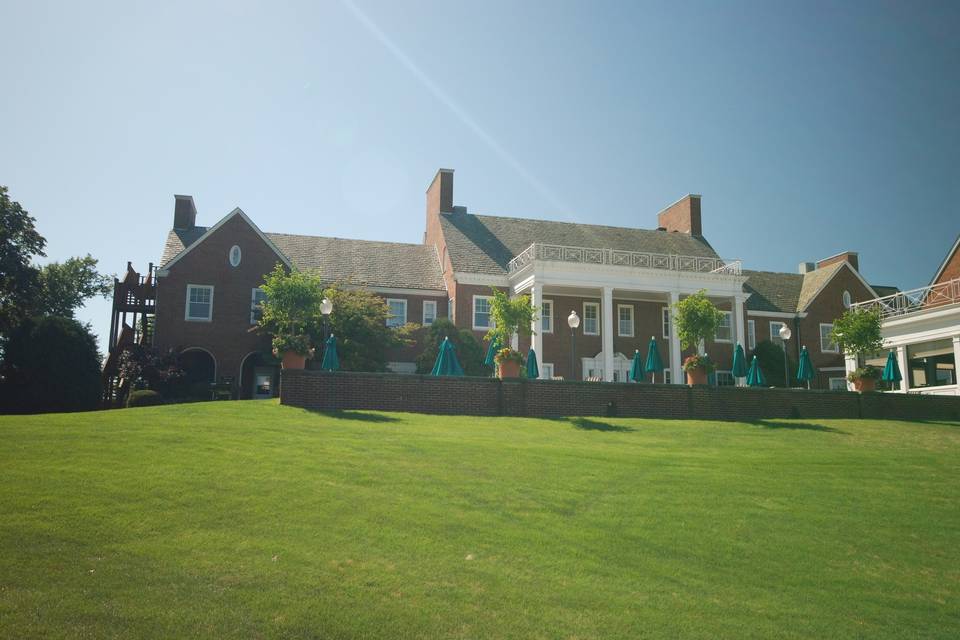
[173,195,197,230]
[816,251,859,272]
[426,169,454,220]
[657,194,702,236]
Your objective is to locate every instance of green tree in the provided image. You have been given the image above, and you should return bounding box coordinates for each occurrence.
[672,290,724,353]
[752,340,796,388]
[485,289,537,364]
[323,287,414,372]
[830,308,883,359]
[35,255,112,318]
[257,264,324,355]
[0,186,45,336]
[416,318,490,376]
[0,316,102,413]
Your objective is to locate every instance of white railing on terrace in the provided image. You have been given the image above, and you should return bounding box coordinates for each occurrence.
[851,277,960,319]
[506,242,742,275]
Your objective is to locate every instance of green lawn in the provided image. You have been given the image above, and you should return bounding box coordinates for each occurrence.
[1,402,958,639]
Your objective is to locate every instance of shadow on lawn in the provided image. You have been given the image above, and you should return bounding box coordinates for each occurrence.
[750,419,847,434]
[307,409,400,423]
[567,417,636,433]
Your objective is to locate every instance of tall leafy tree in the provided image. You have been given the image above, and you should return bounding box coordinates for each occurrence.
[415,318,489,376]
[323,286,414,372]
[0,186,45,335]
[35,255,112,318]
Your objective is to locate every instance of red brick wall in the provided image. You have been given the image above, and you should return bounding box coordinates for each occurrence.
[932,242,960,285]
[816,252,859,271]
[657,195,702,236]
[281,370,960,421]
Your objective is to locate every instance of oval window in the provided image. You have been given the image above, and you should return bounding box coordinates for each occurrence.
[842,290,851,308]
[229,245,242,267]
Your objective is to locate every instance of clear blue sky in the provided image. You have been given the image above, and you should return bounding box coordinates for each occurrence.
[2,0,958,351]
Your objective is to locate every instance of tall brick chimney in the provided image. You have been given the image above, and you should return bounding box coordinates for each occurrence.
[426,168,454,220]
[657,194,702,236]
[173,195,197,230]
[816,251,859,272]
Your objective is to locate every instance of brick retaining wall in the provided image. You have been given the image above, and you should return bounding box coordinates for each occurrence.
[280,370,960,422]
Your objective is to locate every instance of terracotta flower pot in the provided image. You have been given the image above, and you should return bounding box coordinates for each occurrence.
[686,366,709,386]
[853,377,876,393]
[498,359,522,379]
[281,351,307,370]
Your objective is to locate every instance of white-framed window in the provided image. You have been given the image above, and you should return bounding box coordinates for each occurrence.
[829,377,847,391]
[770,321,786,346]
[541,299,553,333]
[473,295,493,330]
[663,369,672,384]
[583,302,600,335]
[618,304,634,337]
[842,290,852,309]
[386,298,407,328]
[541,363,554,379]
[422,300,437,326]
[229,245,242,267]
[185,284,214,321]
[662,307,671,339]
[820,323,838,353]
[715,371,735,386]
[715,311,732,342]
[747,319,756,350]
[250,287,267,325]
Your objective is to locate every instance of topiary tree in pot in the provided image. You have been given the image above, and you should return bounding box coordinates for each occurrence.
[672,289,724,385]
[257,264,324,369]
[830,307,884,392]
[485,289,537,379]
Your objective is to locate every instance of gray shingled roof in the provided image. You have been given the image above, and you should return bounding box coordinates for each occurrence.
[438,212,720,275]
[742,270,804,313]
[797,262,843,311]
[160,228,445,291]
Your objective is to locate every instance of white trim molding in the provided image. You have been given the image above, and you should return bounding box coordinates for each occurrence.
[185,284,214,322]
[385,298,407,328]
[472,294,494,331]
[617,303,634,337]
[583,301,600,336]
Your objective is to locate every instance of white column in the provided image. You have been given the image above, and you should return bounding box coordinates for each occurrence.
[530,282,543,379]
[602,286,614,382]
[669,291,682,384]
[733,296,746,386]
[896,345,909,393]
[953,337,960,390]
[844,352,858,391]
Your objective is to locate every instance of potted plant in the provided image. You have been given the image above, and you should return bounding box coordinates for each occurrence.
[257,264,325,370]
[831,308,884,392]
[683,353,716,386]
[485,289,537,379]
[672,289,724,385]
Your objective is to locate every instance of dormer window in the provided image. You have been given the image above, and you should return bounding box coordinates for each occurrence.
[229,245,242,267]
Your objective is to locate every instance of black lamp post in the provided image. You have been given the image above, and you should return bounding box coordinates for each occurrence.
[567,310,580,381]
[778,324,792,387]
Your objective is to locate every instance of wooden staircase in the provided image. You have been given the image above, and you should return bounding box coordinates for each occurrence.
[101,263,157,407]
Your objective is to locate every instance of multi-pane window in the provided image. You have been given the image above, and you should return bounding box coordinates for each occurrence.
[662,307,671,339]
[473,295,493,329]
[820,323,838,352]
[618,305,634,337]
[747,319,756,350]
[715,311,732,342]
[250,288,267,325]
[583,302,599,335]
[829,377,847,390]
[770,321,786,346]
[663,369,672,384]
[386,299,407,328]
[541,299,553,333]
[422,300,437,326]
[185,285,213,321]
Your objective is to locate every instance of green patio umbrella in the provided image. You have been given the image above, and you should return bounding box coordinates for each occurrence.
[746,355,766,387]
[526,348,540,379]
[629,349,644,382]
[643,336,665,383]
[320,334,340,371]
[431,337,464,376]
[731,344,748,381]
[796,345,815,389]
[882,350,902,389]
[483,336,501,367]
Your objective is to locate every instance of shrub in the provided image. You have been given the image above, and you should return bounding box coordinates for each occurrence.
[415,318,489,376]
[847,366,882,383]
[752,340,796,388]
[324,287,414,372]
[127,389,164,407]
[0,316,101,413]
[683,353,715,373]
[672,290,724,352]
[257,263,324,356]
[831,308,883,358]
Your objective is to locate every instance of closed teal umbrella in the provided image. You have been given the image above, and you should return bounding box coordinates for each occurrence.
[731,344,748,380]
[629,349,644,382]
[643,336,665,383]
[320,334,340,371]
[431,337,464,376]
[746,355,766,387]
[882,350,902,389]
[796,345,815,389]
[483,336,501,367]
[526,348,540,379]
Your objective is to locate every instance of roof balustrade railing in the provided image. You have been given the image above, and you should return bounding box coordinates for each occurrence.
[506,242,742,276]
[850,277,960,320]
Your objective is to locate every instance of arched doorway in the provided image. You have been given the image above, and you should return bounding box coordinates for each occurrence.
[240,351,279,399]
[180,348,216,387]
